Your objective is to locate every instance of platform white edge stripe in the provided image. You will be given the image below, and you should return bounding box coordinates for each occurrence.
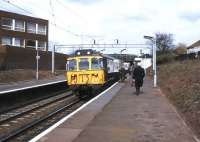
[0,80,67,94]
[29,81,119,142]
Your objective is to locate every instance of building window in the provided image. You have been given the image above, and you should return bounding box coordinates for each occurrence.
[37,41,46,51]
[38,24,46,35]
[1,36,12,45]
[15,19,25,32]
[27,22,36,33]
[38,41,46,48]
[1,17,13,30]
[14,38,25,47]
[27,39,36,48]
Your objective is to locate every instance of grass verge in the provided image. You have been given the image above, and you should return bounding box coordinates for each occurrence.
[0,69,65,84]
[158,60,200,138]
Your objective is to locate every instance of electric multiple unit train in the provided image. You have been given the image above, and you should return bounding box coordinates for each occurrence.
[66,49,120,97]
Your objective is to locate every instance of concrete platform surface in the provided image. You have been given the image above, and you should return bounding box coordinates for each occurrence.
[38,78,197,142]
[73,79,197,142]
[0,75,65,93]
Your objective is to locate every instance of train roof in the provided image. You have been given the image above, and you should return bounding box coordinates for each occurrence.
[103,54,117,60]
[68,49,100,57]
[69,49,119,60]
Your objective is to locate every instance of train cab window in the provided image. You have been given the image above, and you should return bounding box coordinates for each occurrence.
[79,58,89,70]
[91,58,102,70]
[67,59,77,71]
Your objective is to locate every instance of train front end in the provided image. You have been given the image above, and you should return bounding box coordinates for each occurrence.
[66,50,105,96]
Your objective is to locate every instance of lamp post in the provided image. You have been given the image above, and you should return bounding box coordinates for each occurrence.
[92,39,96,44]
[144,35,157,87]
[52,45,55,74]
[91,39,95,48]
[120,48,126,54]
[36,49,40,80]
[120,48,126,67]
[114,39,119,44]
[100,49,105,52]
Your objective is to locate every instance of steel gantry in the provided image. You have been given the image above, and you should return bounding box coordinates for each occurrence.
[51,42,157,87]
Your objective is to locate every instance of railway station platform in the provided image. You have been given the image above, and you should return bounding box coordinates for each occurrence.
[33,78,198,142]
[0,75,66,94]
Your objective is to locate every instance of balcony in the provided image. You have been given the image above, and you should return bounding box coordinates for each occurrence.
[1,36,12,46]
[38,24,46,35]
[27,22,36,34]
[14,38,25,47]
[15,20,25,32]
[1,17,13,30]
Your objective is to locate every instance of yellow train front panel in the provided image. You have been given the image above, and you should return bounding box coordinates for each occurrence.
[66,70,105,85]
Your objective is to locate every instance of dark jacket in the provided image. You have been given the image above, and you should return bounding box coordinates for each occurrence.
[133,66,145,87]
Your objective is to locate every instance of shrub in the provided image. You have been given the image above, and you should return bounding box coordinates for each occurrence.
[157,52,175,64]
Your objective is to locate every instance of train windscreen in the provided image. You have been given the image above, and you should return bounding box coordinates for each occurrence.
[91,58,103,70]
[67,59,77,71]
[79,58,89,70]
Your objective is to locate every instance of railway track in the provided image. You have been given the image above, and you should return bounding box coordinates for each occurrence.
[0,91,82,142]
[0,78,118,142]
[0,81,69,114]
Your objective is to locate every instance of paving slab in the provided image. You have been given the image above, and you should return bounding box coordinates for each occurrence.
[73,78,197,142]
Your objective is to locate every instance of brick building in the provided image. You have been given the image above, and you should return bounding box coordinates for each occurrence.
[0,10,48,51]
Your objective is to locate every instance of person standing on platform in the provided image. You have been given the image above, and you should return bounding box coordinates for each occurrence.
[129,62,134,76]
[120,66,126,82]
[129,62,135,86]
[132,64,145,95]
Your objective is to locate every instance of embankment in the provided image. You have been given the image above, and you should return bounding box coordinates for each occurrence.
[158,60,200,138]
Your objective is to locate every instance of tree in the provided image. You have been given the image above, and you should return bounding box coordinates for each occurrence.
[155,33,174,53]
[174,43,187,55]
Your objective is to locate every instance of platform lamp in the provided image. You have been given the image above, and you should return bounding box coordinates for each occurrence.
[114,39,119,45]
[92,39,96,48]
[144,35,157,87]
[100,48,105,53]
[120,48,126,68]
[36,48,40,80]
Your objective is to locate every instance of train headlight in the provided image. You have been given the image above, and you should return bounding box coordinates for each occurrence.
[87,51,90,55]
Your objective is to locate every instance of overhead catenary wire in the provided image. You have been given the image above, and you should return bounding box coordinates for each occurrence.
[16,0,88,31]
[55,0,88,24]
[15,0,79,37]
[49,0,83,38]
[1,0,88,39]
[2,0,34,16]
[0,4,11,12]
[1,0,103,42]
[52,0,97,39]
[16,0,72,29]
[54,0,104,40]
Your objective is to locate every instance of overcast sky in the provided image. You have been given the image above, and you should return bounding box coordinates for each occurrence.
[1,0,200,54]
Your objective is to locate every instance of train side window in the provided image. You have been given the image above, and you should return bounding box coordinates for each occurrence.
[67,59,77,71]
[91,58,102,70]
[79,58,89,70]
[100,58,103,69]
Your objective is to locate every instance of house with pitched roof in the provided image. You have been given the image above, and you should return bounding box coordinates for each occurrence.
[187,40,200,54]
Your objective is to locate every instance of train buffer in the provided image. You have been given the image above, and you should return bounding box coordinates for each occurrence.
[32,78,197,142]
